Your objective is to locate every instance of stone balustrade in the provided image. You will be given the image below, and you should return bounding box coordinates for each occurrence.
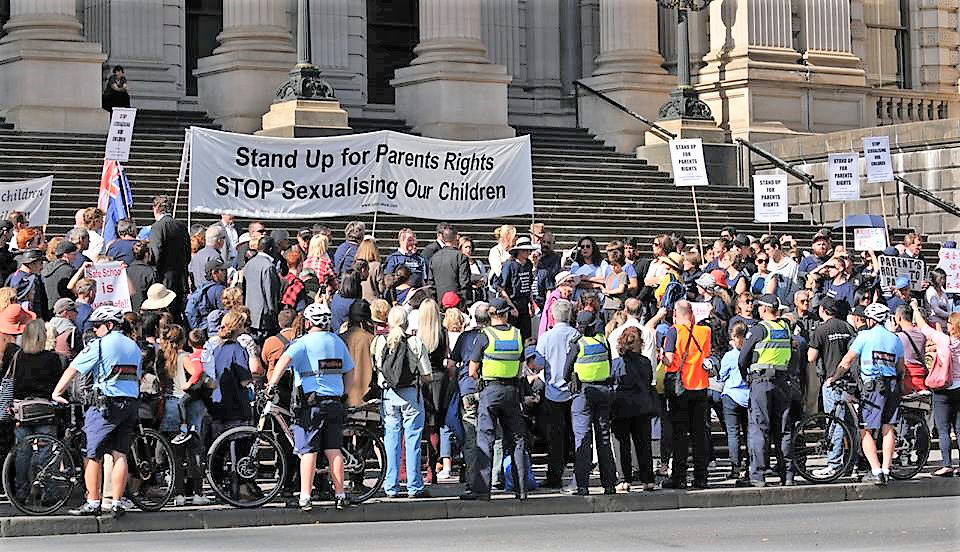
[870,90,958,126]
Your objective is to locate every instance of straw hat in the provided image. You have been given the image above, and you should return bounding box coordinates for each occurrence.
[659,252,683,272]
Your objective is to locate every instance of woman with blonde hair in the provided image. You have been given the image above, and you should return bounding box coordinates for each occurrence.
[488,225,516,281]
[414,298,452,482]
[221,287,244,311]
[370,305,432,497]
[304,234,333,283]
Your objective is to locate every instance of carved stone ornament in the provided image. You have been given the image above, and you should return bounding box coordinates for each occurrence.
[657,88,713,121]
[275,65,337,103]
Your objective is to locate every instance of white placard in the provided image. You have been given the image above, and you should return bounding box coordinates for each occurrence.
[863,136,893,183]
[84,261,132,312]
[752,174,789,223]
[828,152,861,201]
[691,302,712,323]
[936,248,960,293]
[105,107,137,162]
[188,127,533,220]
[669,138,709,186]
[854,227,887,251]
[0,176,52,226]
[877,255,925,292]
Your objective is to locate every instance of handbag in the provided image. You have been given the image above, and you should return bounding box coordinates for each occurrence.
[924,339,953,390]
[664,325,701,399]
[11,398,57,424]
[0,351,22,422]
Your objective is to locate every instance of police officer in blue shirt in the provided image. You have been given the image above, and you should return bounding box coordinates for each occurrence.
[52,305,142,517]
[267,303,354,511]
[460,297,532,501]
[828,302,905,486]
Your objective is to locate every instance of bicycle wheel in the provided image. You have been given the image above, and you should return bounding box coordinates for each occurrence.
[793,413,855,483]
[127,428,177,511]
[887,411,930,480]
[342,424,386,504]
[207,426,287,508]
[2,433,77,516]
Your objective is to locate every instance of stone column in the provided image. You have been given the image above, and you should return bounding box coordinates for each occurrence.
[913,1,959,92]
[306,0,362,108]
[194,0,295,133]
[802,0,860,69]
[89,1,180,110]
[576,0,673,152]
[391,0,513,140]
[0,0,108,132]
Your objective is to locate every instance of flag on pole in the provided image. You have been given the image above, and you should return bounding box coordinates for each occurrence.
[98,160,133,244]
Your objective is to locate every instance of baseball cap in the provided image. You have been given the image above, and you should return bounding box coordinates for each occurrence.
[53,298,77,314]
[733,233,750,247]
[852,305,868,319]
[757,294,781,310]
[441,291,461,309]
[489,297,511,313]
[55,240,78,257]
[895,276,910,289]
[205,258,228,276]
[882,246,899,256]
[710,269,728,289]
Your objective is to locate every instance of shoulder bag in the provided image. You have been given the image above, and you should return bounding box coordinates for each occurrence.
[0,351,21,421]
[664,326,702,399]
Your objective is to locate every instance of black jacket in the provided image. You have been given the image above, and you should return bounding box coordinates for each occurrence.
[427,246,470,302]
[41,259,75,312]
[149,214,190,295]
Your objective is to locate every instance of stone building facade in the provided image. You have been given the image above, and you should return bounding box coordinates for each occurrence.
[0,1,957,149]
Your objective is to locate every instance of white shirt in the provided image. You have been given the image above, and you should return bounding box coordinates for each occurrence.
[607,317,656,367]
[84,230,104,259]
[219,221,239,262]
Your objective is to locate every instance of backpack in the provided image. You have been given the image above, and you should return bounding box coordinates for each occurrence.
[659,277,686,313]
[185,282,217,329]
[378,336,420,389]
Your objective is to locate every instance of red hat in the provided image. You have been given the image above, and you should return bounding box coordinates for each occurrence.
[441,291,461,309]
[0,303,36,335]
[709,269,728,289]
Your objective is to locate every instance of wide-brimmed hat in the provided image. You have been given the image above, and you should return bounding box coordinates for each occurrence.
[695,272,717,291]
[0,303,35,335]
[554,270,580,287]
[659,252,683,272]
[510,237,537,253]
[54,298,77,315]
[141,283,177,310]
[15,249,44,265]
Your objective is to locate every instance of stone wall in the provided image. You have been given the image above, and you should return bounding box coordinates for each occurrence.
[754,118,960,243]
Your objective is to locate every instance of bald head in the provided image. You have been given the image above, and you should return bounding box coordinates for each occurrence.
[74,209,85,228]
[625,297,641,318]
[674,300,693,324]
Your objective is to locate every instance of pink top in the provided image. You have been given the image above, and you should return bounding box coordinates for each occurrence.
[918,325,960,389]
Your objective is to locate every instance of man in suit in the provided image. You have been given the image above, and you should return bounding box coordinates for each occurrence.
[148,195,190,322]
[428,227,470,303]
[243,236,282,343]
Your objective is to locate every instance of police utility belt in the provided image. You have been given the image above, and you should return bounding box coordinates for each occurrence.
[478,376,518,391]
[860,375,898,393]
[747,364,788,383]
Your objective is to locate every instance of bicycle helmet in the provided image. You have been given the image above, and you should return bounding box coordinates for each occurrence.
[303,303,332,329]
[90,305,124,324]
[863,302,890,324]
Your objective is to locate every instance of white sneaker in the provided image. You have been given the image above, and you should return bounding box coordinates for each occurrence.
[812,466,839,478]
[174,495,188,507]
[436,469,453,481]
[109,497,134,510]
[190,494,211,506]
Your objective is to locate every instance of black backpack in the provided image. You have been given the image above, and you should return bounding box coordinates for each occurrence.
[379,336,420,389]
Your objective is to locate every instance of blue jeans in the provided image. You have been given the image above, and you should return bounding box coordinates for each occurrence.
[822,381,854,470]
[160,396,207,433]
[13,424,58,499]
[440,425,455,459]
[382,387,425,495]
[721,395,747,469]
[933,387,960,468]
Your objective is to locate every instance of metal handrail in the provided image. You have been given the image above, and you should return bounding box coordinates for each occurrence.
[736,138,824,226]
[895,175,960,228]
[572,80,677,142]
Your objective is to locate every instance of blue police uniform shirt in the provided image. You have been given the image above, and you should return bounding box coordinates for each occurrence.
[450,328,483,395]
[849,324,904,379]
[285,331,354,397]
[384,250,425,288]
[72,330,142,398]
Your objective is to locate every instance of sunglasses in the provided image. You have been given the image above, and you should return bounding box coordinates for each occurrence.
[757,258,768,264]
[579,244,592,249]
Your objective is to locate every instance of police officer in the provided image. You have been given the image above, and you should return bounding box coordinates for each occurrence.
[737,294,795,487]
[52,305,142,517]
[267,303,354,511]
[460,297,529,501]
[565,310,617,495]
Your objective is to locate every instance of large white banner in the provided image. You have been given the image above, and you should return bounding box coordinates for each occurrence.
[752,174,789,223]
[0,176,52,226]
[84,261,132,313]
[188,127,533,220]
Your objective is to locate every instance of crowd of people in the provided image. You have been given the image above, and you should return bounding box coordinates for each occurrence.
[1,197,959,515]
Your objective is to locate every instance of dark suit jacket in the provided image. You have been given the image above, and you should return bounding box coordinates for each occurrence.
[428,246,470,302]
[149,214,190,295]
[242,252,281,331]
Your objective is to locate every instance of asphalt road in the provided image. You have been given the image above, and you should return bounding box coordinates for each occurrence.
[12,496,960,551]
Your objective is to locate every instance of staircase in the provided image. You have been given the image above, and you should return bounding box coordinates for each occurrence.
[0,111,918,259]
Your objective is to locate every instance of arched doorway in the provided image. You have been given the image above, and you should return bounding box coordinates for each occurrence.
[366,0,418,105]
[185,0,222,97]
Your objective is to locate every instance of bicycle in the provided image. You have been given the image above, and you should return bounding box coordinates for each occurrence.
[206,394,386,509]
[793,379,930,483]
[1,402,177,515]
